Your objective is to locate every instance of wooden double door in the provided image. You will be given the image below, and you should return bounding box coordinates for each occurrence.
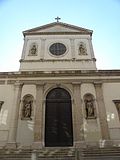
[45,88,73,147]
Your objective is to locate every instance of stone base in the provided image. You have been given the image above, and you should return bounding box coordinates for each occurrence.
[112,140,120,147]
[98,140,113,148]
[0,142,6,149]
[74,141,86,148]
[32,142,43,149]
[85,140,120,148]
[74,140,119,148]
[5,142,17,149]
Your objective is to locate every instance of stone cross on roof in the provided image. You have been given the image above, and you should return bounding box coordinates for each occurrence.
[55,16,61,22]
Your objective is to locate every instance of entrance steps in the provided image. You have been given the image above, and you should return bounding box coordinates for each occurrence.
[0,147,120,159]
[81,147,120,160]
[0,148,75,160]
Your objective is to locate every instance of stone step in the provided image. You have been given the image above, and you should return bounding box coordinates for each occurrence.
[82,148,120,155]
[37,158,75,160]
[81,147,120,159]
[0,147,120,160]
[0,148,75,160]
[37,148,75,157]
[0,158,30,160]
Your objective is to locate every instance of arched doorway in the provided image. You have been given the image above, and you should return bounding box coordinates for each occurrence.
[45,88,73,147]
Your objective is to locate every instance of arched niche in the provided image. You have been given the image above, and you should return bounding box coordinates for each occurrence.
[21,94,34,120]
[83,93,96,119]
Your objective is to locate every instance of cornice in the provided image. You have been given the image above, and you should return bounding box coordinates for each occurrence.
[19,59,94,63]
[23,22,93,35]
[6,79,120,85]
[0,70,120,79]
[24,32,92,37]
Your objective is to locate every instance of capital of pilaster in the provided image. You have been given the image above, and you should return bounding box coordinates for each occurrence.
[94,81,103,87]
[41,38,46,41]
[35,82,45,87]
[14,81,24,88]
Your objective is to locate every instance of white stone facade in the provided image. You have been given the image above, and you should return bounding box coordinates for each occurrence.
[0,22,120,149]
[20,22,96,71]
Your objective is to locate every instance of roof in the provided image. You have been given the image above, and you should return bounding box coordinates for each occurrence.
[23,22,93,36]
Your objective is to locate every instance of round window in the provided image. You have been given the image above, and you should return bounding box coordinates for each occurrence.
[49,43,66,56]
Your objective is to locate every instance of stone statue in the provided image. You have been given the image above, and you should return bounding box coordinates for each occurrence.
[85,100,95,118]
[29,44,37,55]
[79,43,87,55]
[23,101,32,119]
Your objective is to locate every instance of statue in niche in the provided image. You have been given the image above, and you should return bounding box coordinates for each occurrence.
[29,44,37,55]
[22,97,33,120]
[84,94,96,119]
[79,43,87,55]
[85,100,95,118]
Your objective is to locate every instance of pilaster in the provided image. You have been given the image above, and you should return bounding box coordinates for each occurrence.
[7,81,23,148]
[21,37,28,60]
[94,82,110,140]
[40,39,46,59]
[72,82,84,147]
[32,83,44,149]
[70,38,75,59]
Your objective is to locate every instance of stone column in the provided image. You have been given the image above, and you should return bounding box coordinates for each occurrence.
[7,81,23,148]
[94,82,110,140]
[72,82,84,147]
[33,83,44,149]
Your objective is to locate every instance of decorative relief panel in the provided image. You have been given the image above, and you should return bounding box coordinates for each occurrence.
[83,93,96,119]
[29,43,38,56]
[21,94,34,120]
[78,42,87,55]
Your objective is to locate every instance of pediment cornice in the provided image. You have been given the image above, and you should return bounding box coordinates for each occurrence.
[23,22,93,36]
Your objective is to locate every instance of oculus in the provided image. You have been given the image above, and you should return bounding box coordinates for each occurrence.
[49,43,66,56]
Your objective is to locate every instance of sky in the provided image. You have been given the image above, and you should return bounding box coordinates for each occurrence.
[0,0,120,71]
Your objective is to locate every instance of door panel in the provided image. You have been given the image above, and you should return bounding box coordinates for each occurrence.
[45,88,73,147]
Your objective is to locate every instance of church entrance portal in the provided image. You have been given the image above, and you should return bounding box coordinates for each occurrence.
[45,88,73,147]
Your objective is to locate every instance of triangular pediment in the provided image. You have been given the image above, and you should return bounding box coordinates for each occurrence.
[23,22,93,36]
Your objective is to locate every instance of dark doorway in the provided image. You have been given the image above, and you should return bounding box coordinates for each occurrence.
[45,88,73,147]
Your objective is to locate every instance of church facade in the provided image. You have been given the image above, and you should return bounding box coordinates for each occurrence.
[0,21,120,156]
